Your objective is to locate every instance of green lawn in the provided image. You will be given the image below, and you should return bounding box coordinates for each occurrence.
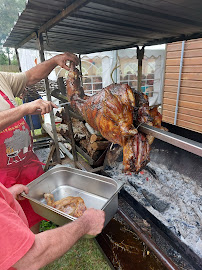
[41,237,111,270]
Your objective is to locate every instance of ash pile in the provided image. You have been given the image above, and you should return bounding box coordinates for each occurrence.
[105,157,202,260]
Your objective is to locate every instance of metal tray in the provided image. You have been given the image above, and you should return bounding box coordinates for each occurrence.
[22,165,124,235]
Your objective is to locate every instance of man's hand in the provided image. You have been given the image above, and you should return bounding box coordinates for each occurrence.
[8,184,29,200]
[81,208,105,236]
[26,52,79,86]
[21,99,58,115]
[54,52,79,71]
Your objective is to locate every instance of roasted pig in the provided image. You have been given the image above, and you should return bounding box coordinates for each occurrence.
[44,193,87,218]
[66,63,162,173]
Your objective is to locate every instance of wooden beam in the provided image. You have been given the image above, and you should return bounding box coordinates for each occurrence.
[15,0,90,49]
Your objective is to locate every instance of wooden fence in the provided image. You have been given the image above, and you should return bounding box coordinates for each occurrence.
[0,65,19,72]
[162,39,202,133]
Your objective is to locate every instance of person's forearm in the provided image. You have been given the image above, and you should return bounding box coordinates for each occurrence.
[25,58,57,86]
[25,53,79,86]
[0,99,57,131]
[0,106,26,132]
[14,217,90,270]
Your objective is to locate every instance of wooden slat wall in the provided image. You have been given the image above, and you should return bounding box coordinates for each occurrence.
[162,39,202,133]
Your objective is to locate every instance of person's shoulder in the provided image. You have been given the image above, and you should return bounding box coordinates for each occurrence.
[0,71,25,76]
[0,72,27,95]
[0,72,12,84]
[1,71,26,83]
[12,72,27,80]
[0,71,9,77]
[0,71,20,79]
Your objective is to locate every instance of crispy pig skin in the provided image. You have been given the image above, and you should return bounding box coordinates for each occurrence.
[66,64,162,173]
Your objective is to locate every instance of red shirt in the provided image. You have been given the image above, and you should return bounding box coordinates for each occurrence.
[0,183,35,270]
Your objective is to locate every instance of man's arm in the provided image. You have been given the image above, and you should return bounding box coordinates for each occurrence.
[13,209,105,270]
[0,52,78,131]
[0,99,57,132]
[25,52,79,86]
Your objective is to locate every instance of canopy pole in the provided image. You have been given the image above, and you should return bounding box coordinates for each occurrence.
[79,54,83,86]
[137,46,145,92]
[15,48,22,72]
[37,33,61,164]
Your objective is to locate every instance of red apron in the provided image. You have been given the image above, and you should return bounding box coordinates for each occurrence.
[0,90,45,227]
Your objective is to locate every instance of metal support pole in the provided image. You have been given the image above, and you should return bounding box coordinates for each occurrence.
[15,48,22,72]
[24,97,36,139]
[174,41,185,125]
[137,46,145,92]
[57,78,78,166]
[37,33,61,163]
[139,123,202,157]
[57,77,66,96]
[64,104,78,165]
[112,50,118,83]
[79,54,83,87]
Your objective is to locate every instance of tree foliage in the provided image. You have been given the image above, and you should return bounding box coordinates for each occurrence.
[0,51,19,65]
[0,0,26,46]
[0,52,8,65]
[0,0,26,65]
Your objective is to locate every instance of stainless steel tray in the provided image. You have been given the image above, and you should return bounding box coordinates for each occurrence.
[22,165,124,235]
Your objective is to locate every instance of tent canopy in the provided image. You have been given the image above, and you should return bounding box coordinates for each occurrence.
[4,0,202,54]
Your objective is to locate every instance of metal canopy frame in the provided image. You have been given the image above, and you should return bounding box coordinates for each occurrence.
[4,0,202,160]
[4,0,202,54]
[15,0,90,50]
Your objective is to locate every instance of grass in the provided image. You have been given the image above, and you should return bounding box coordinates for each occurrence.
[40,221,111,270]
[40,237,111,270]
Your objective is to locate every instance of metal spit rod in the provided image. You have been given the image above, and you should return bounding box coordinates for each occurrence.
[118,207,179,270]
[57,102,70,107]
[139,124,202,157]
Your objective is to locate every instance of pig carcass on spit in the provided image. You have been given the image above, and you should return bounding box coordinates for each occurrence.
[66,63,162,173]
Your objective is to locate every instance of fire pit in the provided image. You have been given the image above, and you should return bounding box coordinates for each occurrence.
[106,159,202,258]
